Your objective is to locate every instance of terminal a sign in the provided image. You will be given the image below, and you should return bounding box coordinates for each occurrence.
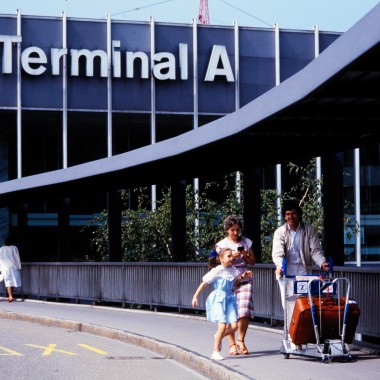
[0,35,234,82]
[0,16,336,112]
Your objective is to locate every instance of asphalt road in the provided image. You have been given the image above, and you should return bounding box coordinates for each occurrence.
[0,298,379,380]
[0,318,207,380]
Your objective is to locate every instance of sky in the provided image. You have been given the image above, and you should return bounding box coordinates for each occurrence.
[1,0,379,32]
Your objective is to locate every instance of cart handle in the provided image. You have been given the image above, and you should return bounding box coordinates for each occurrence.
[329,256,333,278]
[282,257,286,277]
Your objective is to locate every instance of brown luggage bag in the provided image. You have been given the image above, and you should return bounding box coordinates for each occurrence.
[289,297,360,345]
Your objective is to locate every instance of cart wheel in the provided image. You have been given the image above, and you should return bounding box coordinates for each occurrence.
[321,354,329,363]
[283,353,290,359]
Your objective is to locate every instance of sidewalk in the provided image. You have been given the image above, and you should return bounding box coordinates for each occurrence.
[0,298,379,380]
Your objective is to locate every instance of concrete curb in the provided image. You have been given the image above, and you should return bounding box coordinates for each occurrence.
[0,310,250,380]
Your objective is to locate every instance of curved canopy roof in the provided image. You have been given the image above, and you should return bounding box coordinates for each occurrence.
[1,4,380,204]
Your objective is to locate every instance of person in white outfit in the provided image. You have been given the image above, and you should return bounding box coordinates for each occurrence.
[0,237,22,302]
[272,200,329,349]
[272,200,329,308]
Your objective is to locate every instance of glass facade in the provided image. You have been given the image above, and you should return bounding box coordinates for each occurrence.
[343,145,380,263]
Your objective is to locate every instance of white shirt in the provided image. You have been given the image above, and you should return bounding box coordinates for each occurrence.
[287,225,301,265]
[285,224,306,276]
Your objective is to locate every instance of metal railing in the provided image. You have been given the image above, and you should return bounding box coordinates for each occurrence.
[6,262,379,339]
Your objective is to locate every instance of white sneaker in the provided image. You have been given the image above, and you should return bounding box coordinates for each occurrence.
[211,351,224,360]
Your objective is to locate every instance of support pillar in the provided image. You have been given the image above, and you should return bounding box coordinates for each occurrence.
[108,190,122,262]
[58,197,70,261]
[243,169,262,263]
[16,203,28,261]
[171,180,187,262]
[322,153,345,265]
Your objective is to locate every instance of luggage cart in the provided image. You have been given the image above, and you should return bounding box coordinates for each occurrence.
[279,262,360,363]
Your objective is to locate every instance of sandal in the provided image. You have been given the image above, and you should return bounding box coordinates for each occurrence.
[237,340,249,355]
[229,343,239,356]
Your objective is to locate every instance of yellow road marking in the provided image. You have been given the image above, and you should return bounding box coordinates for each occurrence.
[25,344,77,356]
[78,344,108,355]
[0,346,23,356]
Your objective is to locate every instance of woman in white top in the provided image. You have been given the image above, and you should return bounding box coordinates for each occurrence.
[215,215,256,355]
[0,237,22,302]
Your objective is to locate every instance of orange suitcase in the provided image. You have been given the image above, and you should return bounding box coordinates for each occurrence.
[289,297,360,345]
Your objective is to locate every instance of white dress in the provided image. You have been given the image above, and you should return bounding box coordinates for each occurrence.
[0,245,22,287]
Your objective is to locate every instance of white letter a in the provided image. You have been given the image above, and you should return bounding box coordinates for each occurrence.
[204,45,234,82]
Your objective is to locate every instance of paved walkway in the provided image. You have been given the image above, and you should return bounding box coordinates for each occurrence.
[0,298,379,380]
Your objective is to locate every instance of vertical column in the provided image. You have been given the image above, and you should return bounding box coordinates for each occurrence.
[234,21,242,204]
[322,153,345,265]
[58,197,70,261]
[274,23,282,224]
[192,19,200,252]
[314,25,322,203]
[243,168,262,262]
[234,20,240,111]
[16,203,28,260]
[171,180,187,262]
[62,12,68,168]
[150,17,157,210]
[354,148,361,266]
[107,14,113,157]
[16,10,22,178]
[108,190,122,262]
[192,18,199,130]
[105,16,120,262]
[274,23,280,87]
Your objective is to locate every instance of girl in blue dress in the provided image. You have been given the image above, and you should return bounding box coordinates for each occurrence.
[192,248,252,360]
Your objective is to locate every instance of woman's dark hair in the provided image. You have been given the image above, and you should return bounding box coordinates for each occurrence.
[222,215,244,242]
[223,215,243,232]
[282,200,303,219]
[4,237,13,246]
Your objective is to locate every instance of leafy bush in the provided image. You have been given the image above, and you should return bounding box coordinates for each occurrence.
[83,159,358,263]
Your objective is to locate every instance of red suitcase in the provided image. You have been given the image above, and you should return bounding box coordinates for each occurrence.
[289,296,360,345]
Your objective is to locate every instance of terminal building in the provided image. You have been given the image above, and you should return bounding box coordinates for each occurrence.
[0,9,379,265]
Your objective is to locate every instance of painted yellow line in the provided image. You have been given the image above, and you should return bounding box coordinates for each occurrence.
[25,344,77,356]
[0,346,23,356]
[78,344,108,355]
